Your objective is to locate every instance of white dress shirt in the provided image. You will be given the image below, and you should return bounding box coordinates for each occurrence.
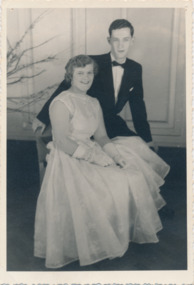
[111,54,126,103]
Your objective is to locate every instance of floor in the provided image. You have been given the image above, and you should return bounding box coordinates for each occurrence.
[7,140,187,271]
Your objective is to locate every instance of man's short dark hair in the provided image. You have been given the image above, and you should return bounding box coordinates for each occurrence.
[109,19,134,37]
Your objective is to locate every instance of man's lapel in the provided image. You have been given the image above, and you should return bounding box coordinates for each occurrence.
[100,53,115,105]
[116,61,134,111]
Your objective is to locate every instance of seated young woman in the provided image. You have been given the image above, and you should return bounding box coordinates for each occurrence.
[34,54,170,269]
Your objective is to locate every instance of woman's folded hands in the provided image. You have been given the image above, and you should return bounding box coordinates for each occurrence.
[72,142,129,169]
[72,143,115,167]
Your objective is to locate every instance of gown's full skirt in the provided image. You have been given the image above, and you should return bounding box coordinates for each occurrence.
[34,136,170,268]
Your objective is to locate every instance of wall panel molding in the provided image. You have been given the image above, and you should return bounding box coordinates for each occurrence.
[72,8,86,55]
[123,8,185,146]
[167,8,180,129]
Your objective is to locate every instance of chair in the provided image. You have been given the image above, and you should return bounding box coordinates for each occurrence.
[34,125,52,184]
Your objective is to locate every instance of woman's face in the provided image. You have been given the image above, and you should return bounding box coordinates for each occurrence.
[71,64,94,94]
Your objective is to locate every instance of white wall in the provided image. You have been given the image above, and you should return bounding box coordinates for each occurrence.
[7,8,186,146]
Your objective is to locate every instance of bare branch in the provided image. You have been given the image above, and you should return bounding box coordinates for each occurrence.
[7,49,30,75]
[7,70,46,85]
[7,107,36,116]
[7,39,13,58]
[7,54,57,77]
[7,83,59,113]
[29,35,58,50]
[8,10,51,59]
[7,36,58,76]
[7,83,59,101]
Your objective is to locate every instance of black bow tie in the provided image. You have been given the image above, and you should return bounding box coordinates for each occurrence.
[112,61,126,69]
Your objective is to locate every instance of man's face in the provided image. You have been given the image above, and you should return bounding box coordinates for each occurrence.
[108,27,133,62]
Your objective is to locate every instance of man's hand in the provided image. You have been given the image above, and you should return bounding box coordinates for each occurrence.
[32,118,46,134]
[113,154,128,168]
[147,141,159,153]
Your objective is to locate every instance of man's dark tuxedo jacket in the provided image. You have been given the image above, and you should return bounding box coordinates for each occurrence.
[37,53,152,142]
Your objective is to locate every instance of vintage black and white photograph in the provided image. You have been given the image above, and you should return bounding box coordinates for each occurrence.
[1,0,193,283]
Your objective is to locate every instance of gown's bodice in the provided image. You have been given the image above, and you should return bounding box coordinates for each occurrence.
[49,91,100,143]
